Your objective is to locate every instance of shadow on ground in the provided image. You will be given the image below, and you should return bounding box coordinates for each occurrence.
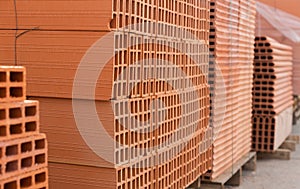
[230,120,300,189]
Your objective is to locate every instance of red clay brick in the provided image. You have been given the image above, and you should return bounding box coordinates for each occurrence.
[0,100,39,141]
[0,134,47,181]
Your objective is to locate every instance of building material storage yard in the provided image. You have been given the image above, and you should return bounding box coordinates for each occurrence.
[0,0,299,189]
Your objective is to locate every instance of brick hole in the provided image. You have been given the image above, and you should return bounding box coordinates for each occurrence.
[21,157,33,168]
[6,145,18,156]
[110,14,117,29]
[125,0,129,13]
[9,108,21,118]
[25,122,37,132]
[35,172,46,183]
[10,124,22,135]
[0,72,6,82]
[35,139,45,150]
[0,87,6,98]
[116,151,120,164]
[20,177,32,188]
[0,147,2,158]
[6,160,18,172]
[25,106,36,117]
[4,181,17,189]
[113,0,117,11]
[35,154,45,164]
[118,170,121,182]
[10,72,23,82]
[21,142,32,153]
[0,126,6,137]
[119,14,123,28]
[0,109,5,120]
[10,87,23,98]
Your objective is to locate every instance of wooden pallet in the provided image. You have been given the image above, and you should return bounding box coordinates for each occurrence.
[257,135,300,160]
[188,152,256,189]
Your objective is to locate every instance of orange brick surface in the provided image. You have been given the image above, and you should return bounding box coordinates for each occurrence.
[256,1,300,95]
[207,0,256,180]
[252,37,293,152]
[1,1,214,188]
[0,66,26,103]
[0,100,39,141]
[0,66,49,188]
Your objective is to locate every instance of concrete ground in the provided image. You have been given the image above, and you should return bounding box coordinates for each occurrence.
[232,120,300,189]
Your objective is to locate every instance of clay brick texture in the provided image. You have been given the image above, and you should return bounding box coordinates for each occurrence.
[0,100,39,141]
[0,0,256,188]
[0,134,47,181]
[0,67,26,103]
[252,37,293,152]
[0,168,48,189]
[0,1,210,100]
[0,1,214,188]
[0,66,49,188]
[206,0,256,180]
[255,1,300,95]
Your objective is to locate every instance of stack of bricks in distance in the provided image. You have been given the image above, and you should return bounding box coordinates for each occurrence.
[254,2,300,95]
[0,1,213,189]
[0,66,48,189]
[252,37,293,152]
[205,0,256,180]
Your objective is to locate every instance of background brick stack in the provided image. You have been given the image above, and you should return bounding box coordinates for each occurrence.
[252,36,293,152]
[0,66,48,189]
[206,0,256,180]
[256,0,300,95]
[0,1,214,188]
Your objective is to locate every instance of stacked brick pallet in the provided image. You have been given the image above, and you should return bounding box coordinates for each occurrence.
[256,0,300,95]
[0,66,48,188]
[252,37,293,152]
[205,0,256,180]
[0,1,213,188]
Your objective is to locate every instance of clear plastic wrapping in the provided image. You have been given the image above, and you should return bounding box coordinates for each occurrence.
[257,1,300,43]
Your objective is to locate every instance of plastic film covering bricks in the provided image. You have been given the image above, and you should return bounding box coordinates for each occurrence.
[0,0,259,188]
[257,2,300,43]
[256,1,300,95]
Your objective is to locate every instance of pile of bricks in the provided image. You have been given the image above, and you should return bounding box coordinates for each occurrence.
[205,0,256,180]
[253,36,293,152]
[255,1,300,96]
[0,66,48,188]
[0,1,214,188]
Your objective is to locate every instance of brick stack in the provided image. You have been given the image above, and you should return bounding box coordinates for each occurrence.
[205,0,256,180]
[0,1,213,188]
[252,36,293,152]
[257,0,300,95]
[0,66,48,188]
[233,0,256,168]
